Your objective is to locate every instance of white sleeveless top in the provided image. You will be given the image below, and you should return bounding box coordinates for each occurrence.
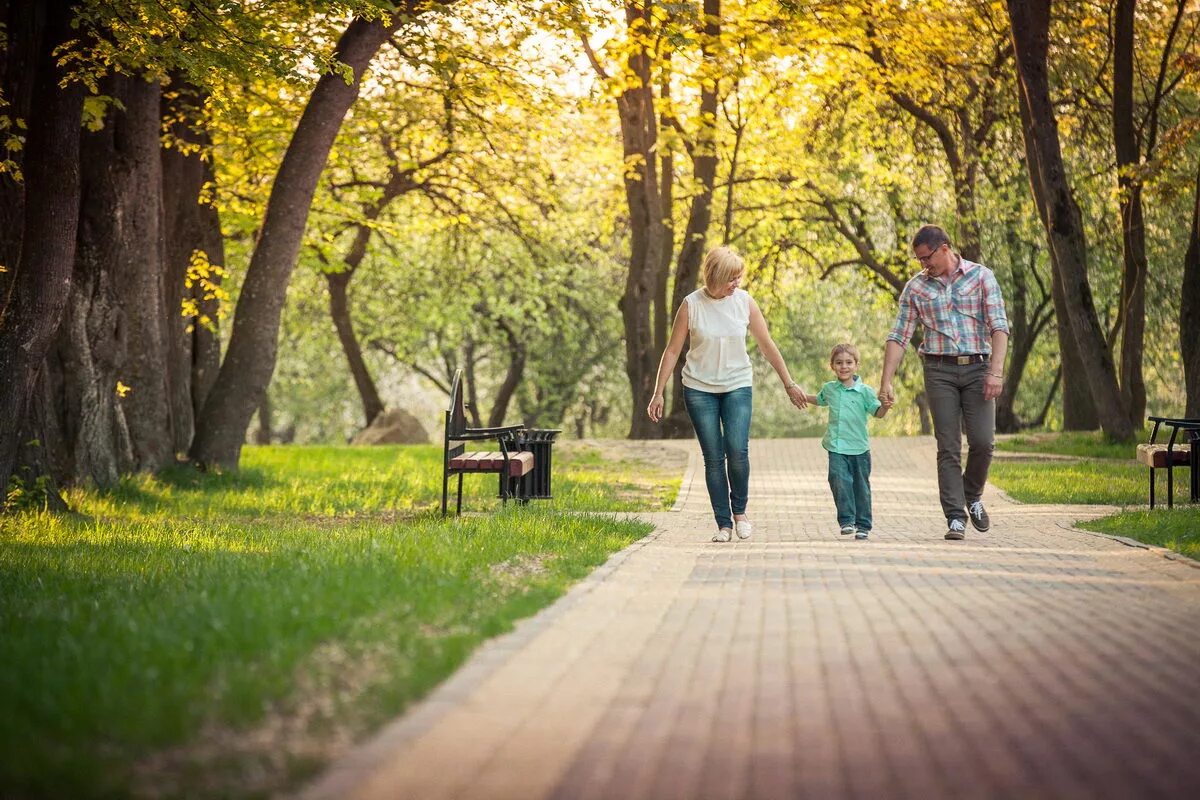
[681,288,754,393]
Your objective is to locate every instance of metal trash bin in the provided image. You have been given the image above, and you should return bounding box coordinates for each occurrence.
[512,428,561,500]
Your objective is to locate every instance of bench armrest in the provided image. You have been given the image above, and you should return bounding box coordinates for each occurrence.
[458,425,525,441]
[1147,416,1200,427]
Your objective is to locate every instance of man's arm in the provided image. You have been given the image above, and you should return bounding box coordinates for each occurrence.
[984,330,1008,401]
[880,340,906,405]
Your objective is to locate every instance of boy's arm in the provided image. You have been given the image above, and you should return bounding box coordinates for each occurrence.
[805,393,819,405]
[874,404,890,418]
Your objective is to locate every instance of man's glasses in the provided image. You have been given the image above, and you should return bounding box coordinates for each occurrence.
[915,245,944,265]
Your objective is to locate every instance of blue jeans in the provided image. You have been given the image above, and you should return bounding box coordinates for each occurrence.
[683,386,752,530]
[828,451,872,531]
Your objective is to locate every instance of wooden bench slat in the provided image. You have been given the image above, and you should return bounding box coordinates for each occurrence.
[1136,443,1191,469]
[448,451,535,476]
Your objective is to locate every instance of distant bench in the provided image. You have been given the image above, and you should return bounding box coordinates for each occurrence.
[1135,415,1199,509]
[441,369,535,516]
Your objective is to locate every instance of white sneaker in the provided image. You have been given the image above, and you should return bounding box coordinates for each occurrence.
[712,528,732,543]
[735,519,753,540]
[840,525,856,536]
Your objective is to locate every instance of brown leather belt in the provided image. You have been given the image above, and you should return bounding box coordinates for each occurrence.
[922,353,990,365]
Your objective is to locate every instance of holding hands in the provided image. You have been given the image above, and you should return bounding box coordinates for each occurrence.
[786,383,809,410]
[879,384,896,409]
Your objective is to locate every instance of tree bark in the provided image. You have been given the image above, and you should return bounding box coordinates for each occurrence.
[1008,0,1131,440]
[1183,159,1200,418]
[616,2,668,439]
[190,13,403,468]
[996,236,1052,433]
[662,0,721,439]
[484,314,526,428]
[1112,0,1147,429]
[0,0,40,306]
[110,76,174,471]
[162,83,224,453]
[0,0,83,498]
[326,268,384,426]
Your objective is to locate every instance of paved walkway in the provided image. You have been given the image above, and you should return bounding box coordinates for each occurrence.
[305,438,1200,799]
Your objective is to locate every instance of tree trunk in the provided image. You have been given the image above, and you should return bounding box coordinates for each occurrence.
[0,0,40,306]
[1183,160,1200,418]
[0,0,83,498]
[1009,0,1126,437]
[255,397,272,445]
[1112,0,1147,429]
[111,76,174,471]
[48,74,174,486]
[162,82,224,453]
[190,14,402,468]
[1016,84,1096,429]
[326,268,384,426]
[662,0,721,439]
[486,317,526,428]
[617,2,668,439]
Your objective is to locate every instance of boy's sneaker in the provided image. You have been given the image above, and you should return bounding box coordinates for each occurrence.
[735,519,753,540]
[945,518,967,540]
[712,528,732,543]
[840,525,856,536]
[855,530,870,540]
[967,500,991,532]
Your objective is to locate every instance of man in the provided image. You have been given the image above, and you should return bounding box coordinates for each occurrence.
[879,225,1009,540]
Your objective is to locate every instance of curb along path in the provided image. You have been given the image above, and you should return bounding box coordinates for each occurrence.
[304,437,1200,799]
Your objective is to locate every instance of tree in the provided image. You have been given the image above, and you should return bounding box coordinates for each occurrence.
[1111,0,1195,428]
[1007,0,1134,441]
[0,0,84,501]
[1184,159,1200,417]
[190,9,417,468]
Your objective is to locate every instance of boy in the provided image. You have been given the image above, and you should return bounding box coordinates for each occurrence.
[806,344,893,540]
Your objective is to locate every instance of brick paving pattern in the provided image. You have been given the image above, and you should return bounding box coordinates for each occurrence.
[304,437,1200,800]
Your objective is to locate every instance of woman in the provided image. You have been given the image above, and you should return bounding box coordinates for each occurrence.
[647,246,809,542]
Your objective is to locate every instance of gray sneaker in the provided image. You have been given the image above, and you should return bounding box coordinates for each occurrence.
[967,500,990,532]
[855,530,870,540]
[840,525,856,536]
[945,518,967,540]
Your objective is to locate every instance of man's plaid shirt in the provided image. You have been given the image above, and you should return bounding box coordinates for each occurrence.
[886,258,1009,355]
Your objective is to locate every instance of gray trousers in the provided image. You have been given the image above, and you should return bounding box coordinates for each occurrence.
[923,360,995,521]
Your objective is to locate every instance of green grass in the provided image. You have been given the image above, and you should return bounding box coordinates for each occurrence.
[1078,508,1200,560]
[0,443,676,798]
[995,428,1153,460]
[988,459,1193,505]
[989,431,1197,561]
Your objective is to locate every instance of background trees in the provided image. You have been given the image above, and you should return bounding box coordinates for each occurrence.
[2,0,1197,501]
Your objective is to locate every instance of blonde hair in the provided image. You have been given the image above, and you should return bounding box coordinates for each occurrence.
[701,246,745,294]
[829,343,860,364]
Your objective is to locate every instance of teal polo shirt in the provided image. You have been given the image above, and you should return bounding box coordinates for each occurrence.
[816,376,882,455]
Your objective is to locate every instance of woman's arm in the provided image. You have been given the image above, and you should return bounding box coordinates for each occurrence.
[747,296,809,410]
[647,304,690,422]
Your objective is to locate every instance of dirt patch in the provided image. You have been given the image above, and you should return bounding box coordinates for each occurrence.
[558,438,691,472]
[489,553,551,591]
[132,621,400,799]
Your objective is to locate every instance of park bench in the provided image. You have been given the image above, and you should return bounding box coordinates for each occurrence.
[441,369,535,516]
[1136,415,1199,509]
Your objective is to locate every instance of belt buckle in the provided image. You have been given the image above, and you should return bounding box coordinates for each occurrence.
[956,355,971,365]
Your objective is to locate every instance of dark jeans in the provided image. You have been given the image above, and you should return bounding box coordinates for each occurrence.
[828,451,872,531]
[923,360,995,522]
[683,386,752,530]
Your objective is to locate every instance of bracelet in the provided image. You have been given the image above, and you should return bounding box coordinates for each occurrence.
[988,372,1004,379]
[785,381,799,390]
